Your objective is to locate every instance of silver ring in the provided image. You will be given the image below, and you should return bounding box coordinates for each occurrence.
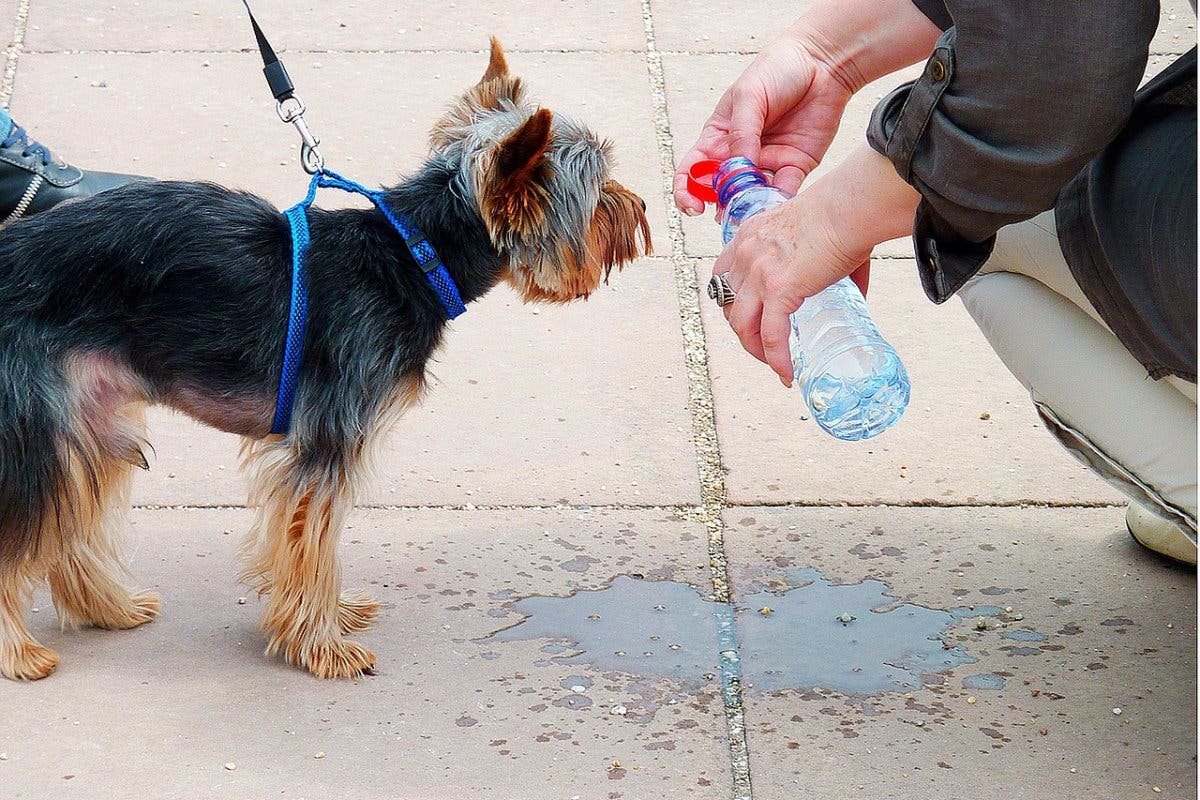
[707,273,736,307]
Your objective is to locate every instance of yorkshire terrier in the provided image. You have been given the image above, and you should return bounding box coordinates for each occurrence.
[0,40,651,680]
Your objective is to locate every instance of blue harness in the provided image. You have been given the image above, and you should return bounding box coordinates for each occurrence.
[270,169,467,435]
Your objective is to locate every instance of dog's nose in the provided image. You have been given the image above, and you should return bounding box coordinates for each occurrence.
[639,197,647,212]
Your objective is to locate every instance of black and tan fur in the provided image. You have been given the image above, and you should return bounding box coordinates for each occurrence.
[0,40,650,681]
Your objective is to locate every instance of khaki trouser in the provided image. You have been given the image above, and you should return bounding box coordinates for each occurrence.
[959,211,1197,539]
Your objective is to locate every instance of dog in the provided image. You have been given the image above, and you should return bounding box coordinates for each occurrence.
[0,39,651,680]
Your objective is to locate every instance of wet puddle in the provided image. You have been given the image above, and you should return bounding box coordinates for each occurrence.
[484,568,1005,695]
[485,576,722,683]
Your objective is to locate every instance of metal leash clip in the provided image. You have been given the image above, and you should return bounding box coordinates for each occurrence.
[244,0,326,175]
[276,95,324,175]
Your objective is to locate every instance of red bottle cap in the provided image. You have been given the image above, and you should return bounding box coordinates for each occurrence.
[686,159,720,203]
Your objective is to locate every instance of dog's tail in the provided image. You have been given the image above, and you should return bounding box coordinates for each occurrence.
[0,344,91,569]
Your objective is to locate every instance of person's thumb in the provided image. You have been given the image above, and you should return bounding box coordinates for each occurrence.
[727,92,765,163]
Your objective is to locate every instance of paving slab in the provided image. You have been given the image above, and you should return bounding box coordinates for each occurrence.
[11,51,695,507]
[651,0,814,53]
[722,506,1197,800]
[0,0,17,40]
[652,0,1195,55]
[24,1,647,53]
[1152,0,1198,54]
[1,507,730,800]
[698,259,1125,505]
[663,53,920,259]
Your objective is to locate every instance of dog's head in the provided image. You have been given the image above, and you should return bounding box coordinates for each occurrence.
[430,38,651,303]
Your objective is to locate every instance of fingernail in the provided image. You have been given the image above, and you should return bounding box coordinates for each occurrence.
[683,206,701,217]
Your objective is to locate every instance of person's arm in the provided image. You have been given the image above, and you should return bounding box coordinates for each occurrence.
[711,1,1162,384]
[869,0,1159,302]
[673,0,941,213]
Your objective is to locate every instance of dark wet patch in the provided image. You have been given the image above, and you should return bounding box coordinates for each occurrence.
[552,694,592,710]
[962,673,1007,690]
[559,555,602,573]
[1000,629,1049,642]
[949,605,1004,619]
[455,716,478,727]
[1000,646,1042,656]
[1101,617,1137,627]
[979,586,1011,596]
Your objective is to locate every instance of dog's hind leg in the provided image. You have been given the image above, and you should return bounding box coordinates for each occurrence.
[47,405,160,632]
[239,439,377,679]
[43,359,160,633]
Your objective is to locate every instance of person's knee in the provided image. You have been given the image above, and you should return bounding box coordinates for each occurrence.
[960,270,1197,527]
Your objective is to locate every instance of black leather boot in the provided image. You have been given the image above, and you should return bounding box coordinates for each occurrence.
[0,119,146,226]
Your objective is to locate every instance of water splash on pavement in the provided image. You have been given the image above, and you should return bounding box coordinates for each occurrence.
[483,568,988,695]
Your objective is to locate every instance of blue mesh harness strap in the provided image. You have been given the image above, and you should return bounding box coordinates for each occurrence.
[270,201,312,435]
[270,169,467,435]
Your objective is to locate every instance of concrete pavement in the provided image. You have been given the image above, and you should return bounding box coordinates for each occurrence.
[0,2,1195,799]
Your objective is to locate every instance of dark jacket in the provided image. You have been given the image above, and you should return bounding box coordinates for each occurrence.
[867,0,1196,382]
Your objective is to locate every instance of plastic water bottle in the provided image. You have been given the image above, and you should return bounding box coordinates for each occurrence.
[688,157,910,441]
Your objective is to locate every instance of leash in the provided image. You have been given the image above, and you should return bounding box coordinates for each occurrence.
[241,0,323,174]
[241,2,467,435]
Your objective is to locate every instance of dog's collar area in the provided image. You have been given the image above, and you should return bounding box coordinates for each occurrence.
[270,168,467,436]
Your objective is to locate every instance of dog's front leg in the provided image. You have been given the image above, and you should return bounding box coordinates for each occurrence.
[239,440,378,679]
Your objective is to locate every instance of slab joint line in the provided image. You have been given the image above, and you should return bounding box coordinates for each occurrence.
[640,3,751,799]
[1,0,29,108]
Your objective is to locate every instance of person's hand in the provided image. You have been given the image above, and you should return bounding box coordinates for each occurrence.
[714,193,870,386]
[673,30,857,214]
[712,144,922,386]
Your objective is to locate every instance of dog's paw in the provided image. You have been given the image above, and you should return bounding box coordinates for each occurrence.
[337,591,380,634]
[2,641,60,681]
[93,589,162,631]
[304,638,377,680]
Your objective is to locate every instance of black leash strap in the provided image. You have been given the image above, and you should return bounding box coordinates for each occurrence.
[241,0,324,173]
[242,0,294,101]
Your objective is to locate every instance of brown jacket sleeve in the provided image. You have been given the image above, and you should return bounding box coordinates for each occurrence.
[867,1,1158,302]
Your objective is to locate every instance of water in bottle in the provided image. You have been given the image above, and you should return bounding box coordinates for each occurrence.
[688,157,911,441]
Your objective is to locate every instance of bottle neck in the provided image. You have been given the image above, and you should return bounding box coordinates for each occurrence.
[715,157,770,208]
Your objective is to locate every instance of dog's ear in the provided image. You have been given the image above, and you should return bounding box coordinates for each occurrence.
[479,37,509,84]
[430,37,526,149]
[480,109,554,244]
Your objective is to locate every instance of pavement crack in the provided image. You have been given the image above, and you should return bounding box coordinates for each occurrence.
[639,3,751,799]
[1,0,29,108]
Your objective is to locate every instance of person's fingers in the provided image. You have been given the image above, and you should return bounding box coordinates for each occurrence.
[672,169,706,216]
[712,240,737,281]
[850,260,871,297]
[673,140,715,215]
[712,242,739,321]
[727,88,765,163]
[760,300,795,387]
[771,164,806,196]
[727,284,767,364]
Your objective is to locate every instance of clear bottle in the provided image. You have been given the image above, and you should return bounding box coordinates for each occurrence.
[695,157,910,441]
